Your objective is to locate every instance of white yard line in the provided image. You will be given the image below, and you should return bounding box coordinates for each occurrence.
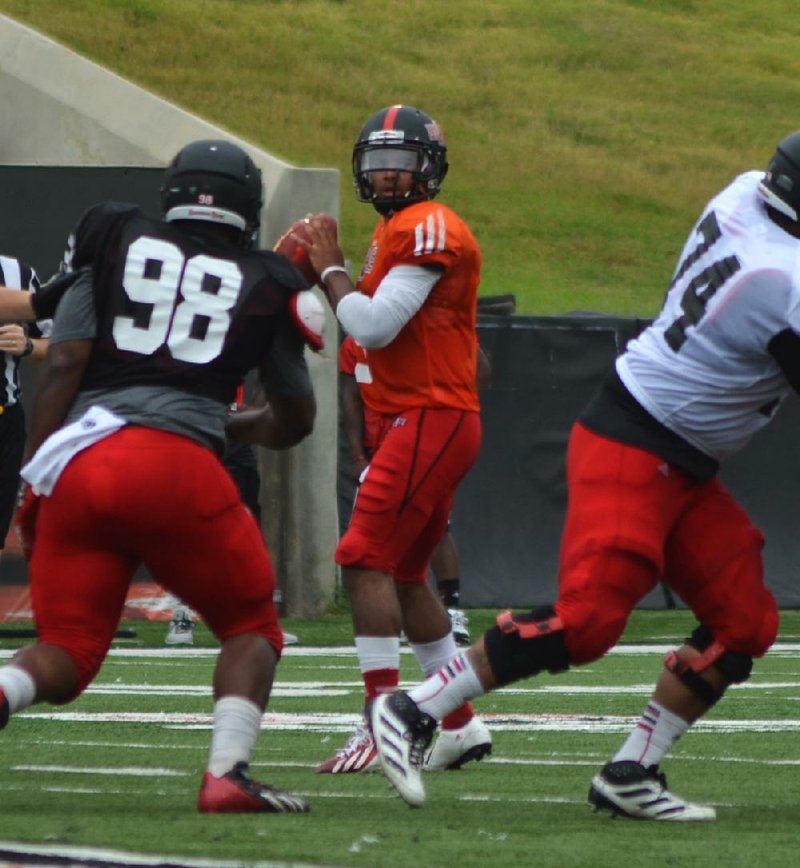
[1,642,799,661]
[71,677,800,700]
[12,764,188,776]
[13,708,800,734]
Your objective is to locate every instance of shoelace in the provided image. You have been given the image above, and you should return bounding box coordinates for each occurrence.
[406,725,432,769]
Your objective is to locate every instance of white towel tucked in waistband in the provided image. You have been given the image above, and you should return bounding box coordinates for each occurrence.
[21,405,127,496]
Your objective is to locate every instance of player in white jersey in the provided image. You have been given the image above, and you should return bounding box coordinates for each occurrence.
[619,170,800,461]
[366,132,800,819]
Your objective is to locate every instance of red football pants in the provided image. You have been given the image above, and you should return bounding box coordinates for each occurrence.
[336,407,481,583]
[555,423,778,664]
[30,427,282,696]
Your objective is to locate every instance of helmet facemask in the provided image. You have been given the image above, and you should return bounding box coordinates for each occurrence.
[352,116,448,215]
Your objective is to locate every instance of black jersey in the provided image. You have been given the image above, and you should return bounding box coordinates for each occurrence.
[67,201,309,406]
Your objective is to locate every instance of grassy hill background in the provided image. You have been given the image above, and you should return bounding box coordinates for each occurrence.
[1,0,799,315]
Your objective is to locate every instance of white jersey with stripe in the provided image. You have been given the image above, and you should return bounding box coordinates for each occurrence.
[617,171,800,462]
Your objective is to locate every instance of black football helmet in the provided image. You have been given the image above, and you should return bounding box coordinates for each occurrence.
[352,105,449,215]
[161,140,263,244]
[758,131,800,222]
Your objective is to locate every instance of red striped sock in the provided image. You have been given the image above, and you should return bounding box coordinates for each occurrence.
[363,668,399,702]
[442,702,474,731]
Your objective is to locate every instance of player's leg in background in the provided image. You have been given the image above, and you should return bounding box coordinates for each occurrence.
[398,499,491,772]
[429,523,470,645]
[222,440,298,646]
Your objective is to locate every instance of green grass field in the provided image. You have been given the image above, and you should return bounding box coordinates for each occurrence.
[1,1,798,315]
[1,611,800,867]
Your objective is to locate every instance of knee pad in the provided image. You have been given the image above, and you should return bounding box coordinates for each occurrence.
[484,607,570,687]
[665,624,754,706]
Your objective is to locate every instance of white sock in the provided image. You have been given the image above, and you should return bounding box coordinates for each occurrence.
[410,633,458,677]
[0,665,37,713]
[613,700,690,767]
[207,696,263,777]
[354,636,400,674]
[408,652,484,721]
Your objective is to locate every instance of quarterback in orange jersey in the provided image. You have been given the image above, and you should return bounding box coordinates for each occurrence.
[353,197,481,415]
[301,105,491,774]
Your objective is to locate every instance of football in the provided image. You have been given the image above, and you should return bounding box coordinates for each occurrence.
[273,214,337,288]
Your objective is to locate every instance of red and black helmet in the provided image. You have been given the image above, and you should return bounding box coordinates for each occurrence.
[352,105,449,215]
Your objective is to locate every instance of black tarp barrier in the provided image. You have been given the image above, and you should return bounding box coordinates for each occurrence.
[448,314,800,609]
[0,166,162,587]
[0,165,162,279]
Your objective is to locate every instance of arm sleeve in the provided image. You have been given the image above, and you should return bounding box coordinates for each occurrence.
[336,264,440,349]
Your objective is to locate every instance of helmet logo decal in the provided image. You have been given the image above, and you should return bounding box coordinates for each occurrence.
[425,122,445,144]
[187,206,226,220]
[368,130,405,144]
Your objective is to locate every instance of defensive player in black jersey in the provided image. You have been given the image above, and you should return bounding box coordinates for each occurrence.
[0,140,323,814]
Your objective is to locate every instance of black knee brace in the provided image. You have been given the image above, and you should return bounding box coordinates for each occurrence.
[484,607,570,687]
[665,624,753,706]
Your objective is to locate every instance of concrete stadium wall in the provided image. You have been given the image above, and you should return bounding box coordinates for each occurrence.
[0,15,341,617]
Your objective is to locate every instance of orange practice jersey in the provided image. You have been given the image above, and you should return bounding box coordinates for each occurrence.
[354,200,481,415]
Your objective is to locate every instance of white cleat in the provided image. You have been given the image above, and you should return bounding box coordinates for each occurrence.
[448,608,471,646]
[588,761,716,821]
[371,693,436,807]
[165,610,195,646]
[425,715,492,771]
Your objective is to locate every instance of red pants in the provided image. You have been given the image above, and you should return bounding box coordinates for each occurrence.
[31,427,282,695]
[556,423,778,664]
[336,407,481,583]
